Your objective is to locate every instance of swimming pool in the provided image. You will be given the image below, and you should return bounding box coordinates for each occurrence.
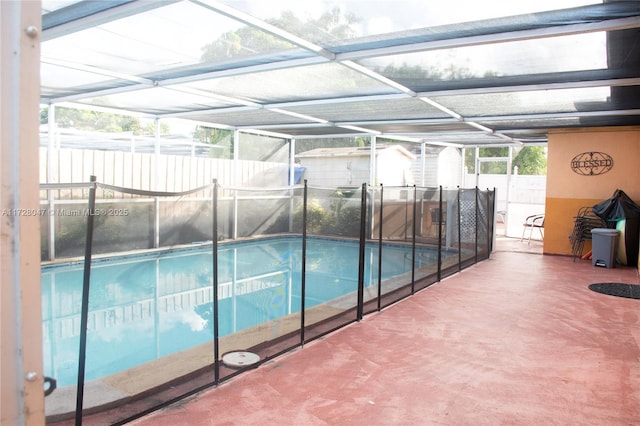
[41,236,449,388]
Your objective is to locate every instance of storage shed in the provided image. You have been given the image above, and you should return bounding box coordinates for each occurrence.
[296,145,415,187]
[412,145,462,188]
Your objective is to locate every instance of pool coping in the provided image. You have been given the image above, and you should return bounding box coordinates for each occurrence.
[41,233,460,268]
[43,235,471,421]
[44,301,347,422]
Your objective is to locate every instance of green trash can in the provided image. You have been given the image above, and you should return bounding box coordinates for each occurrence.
[591,228,619,268]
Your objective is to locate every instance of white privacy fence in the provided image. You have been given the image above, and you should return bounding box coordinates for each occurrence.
[38,148,292,261]
[39,147,290,194]
[465,173,547,238]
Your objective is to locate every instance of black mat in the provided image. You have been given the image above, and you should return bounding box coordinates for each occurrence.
[588,283,640,300]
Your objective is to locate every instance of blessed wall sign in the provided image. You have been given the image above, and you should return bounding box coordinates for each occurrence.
[570,152,614,176]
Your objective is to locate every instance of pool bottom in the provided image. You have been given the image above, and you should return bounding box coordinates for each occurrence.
[45,299,347,421]
[45,245,468,422]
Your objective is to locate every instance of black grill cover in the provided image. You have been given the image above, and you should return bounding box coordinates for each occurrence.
[593,189,640,222]
[592,189,640,266]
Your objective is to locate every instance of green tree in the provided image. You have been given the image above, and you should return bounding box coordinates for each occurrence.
[142,121,171,135]
[379,61,498,81]
[193,125,232,145]
[40,106,169,136]
[201,8,360,61]
[193,125,234,158]
[295,136,368,155]
[513,146,547,175]
[465,147,509,174]
[465,146,547,175]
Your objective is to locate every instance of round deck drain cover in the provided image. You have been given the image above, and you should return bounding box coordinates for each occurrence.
[222,351,260,368]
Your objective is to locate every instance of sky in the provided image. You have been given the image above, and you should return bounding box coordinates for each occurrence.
[237,0,602,34]
[234,0,607,76]
[42,0,605,75]
[41,0,609,134]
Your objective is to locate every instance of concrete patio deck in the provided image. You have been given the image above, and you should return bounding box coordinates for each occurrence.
[118,237,639,426]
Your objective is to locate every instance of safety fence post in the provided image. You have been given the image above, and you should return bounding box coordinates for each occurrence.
[75,175,97,426]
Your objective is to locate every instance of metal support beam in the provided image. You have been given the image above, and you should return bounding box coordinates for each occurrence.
[232,129,240,239]
[369,135,377,186]
[334,16,640,61]
[42,0,179,41]
[190,0,335,59]
[153,118,160,248]
[47,105,56,260]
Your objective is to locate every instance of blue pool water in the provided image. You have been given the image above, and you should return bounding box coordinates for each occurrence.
[41,237,446,387]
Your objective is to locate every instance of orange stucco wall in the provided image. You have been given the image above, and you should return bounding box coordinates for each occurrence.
[545,126,640,256]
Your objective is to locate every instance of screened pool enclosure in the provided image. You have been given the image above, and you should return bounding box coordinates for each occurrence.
[42,178,495,422]
[35,0,640,423]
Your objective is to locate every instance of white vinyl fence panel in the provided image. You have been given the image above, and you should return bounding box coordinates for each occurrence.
[465,173,547,238]
[40,148,289,194]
